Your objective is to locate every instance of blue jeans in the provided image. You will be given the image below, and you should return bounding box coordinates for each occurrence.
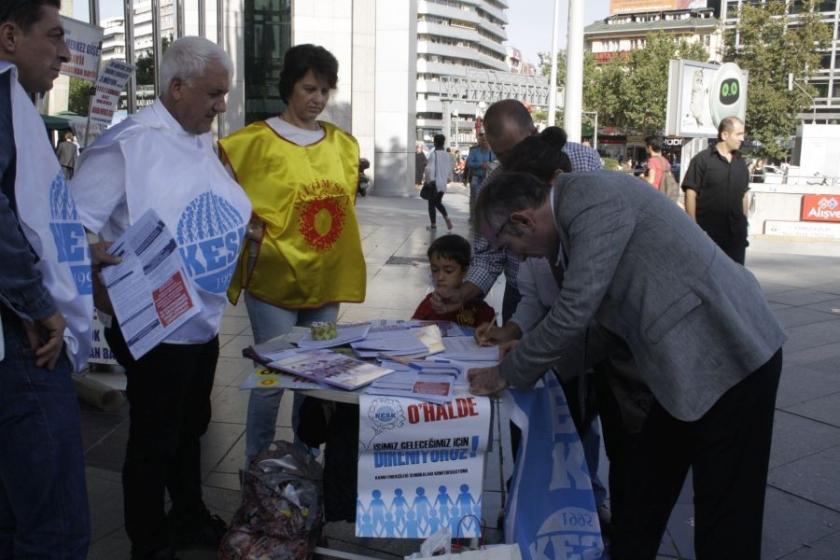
[0,313,90,559]
[244,292,339,463]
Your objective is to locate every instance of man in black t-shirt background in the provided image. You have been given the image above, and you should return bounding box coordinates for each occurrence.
[682,116,751,264]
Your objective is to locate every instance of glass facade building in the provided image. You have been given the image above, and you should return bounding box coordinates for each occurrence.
[243,0,292,124]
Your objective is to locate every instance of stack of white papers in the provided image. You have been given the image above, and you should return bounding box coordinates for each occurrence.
[296,324,371,349]
[351,325,444,358]
[365,372,455,403]
[440,336,500,362]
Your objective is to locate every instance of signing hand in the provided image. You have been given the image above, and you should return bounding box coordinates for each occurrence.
[474,322,521,346]
[467,366,508,396]
[23,312,66,370]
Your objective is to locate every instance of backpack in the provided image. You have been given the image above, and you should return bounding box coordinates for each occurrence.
[657,156,681,203]
[220,442,324,560]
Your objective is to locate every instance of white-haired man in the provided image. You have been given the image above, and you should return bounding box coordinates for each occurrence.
[72,37,251,560]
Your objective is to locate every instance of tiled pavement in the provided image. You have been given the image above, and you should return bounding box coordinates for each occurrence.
[80,185,840,559]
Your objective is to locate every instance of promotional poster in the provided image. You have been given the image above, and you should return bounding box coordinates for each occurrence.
[356,394,491,539]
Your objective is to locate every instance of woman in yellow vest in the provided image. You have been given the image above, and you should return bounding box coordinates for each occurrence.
[219,44,366,463]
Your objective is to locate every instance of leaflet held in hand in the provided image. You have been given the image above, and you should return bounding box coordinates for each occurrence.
[99,209,201,359]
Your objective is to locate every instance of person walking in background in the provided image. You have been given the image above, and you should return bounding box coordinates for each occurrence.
[72,37,251,559]
[415,143,427,186]
[219,44,366,464]
[643,135,670,191]
[424,133,454,231]
[56,130,77,179]
[682,116,751,264]
[465,132,495,215]
[0,1,93,556]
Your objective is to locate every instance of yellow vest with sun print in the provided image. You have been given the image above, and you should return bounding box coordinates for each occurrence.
[219,120,366,308]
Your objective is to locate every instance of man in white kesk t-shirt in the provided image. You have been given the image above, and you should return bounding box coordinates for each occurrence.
[71,37,252,560]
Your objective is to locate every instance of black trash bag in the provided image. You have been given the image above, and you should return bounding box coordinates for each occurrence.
[220,442,324,560]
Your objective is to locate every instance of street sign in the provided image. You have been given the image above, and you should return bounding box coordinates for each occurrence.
[59,16,103,83]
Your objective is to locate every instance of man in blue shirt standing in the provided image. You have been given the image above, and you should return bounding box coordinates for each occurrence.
[0,1,90,557]
[465,132,495,217]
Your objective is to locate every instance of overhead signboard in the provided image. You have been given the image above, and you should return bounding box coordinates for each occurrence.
[665,60,748,138]
[59,16,103,83]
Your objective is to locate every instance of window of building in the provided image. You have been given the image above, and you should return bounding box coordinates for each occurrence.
[243,0,291,124]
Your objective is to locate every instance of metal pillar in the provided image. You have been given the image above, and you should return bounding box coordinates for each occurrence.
[564,0,584,142]
[176,0,185,37]
[216,0,225,136]
[124,0,136,113]
[547,0,561,126]
[88,0,99,25]
[152,0,162,97]
[198,0,206,37]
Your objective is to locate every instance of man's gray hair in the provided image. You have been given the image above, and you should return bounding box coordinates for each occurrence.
[473,171,550,233]
[160,36,233,90]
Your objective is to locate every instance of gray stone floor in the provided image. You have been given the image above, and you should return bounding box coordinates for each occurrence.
[80,185,840,559]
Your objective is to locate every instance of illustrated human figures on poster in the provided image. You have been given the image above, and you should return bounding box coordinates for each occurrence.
[412,487,432,524]
[383,512,397,537]
[357,486,482,538]
[405,510,419,538]
[370,490,387,530]
[391,488,408,526]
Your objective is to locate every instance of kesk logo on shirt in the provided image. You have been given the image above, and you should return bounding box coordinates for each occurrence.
[49,172,92,295]
[176,192,246,293]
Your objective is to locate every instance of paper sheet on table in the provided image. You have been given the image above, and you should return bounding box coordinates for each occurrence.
[440,336,499,361]
[364,372,456,403]
[241,367,324,391]
[99,209,201,360]
[296,324,371,349]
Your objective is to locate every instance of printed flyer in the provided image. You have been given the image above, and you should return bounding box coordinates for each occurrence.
[356,394,491,539]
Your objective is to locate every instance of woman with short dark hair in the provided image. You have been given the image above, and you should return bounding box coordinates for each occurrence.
[220,44,366,464]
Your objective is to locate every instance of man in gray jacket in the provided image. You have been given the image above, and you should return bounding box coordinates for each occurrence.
[469,170,785,559]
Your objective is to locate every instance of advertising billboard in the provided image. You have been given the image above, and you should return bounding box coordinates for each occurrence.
[665,60,748,138]
[610,0,707,15]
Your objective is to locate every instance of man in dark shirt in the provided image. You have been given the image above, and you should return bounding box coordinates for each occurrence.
[682,116,751,264]
[0,1,90,557]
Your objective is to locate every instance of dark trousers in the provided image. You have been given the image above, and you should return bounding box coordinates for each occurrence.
[715,237,747,265]
[427,191,448,225]
[0,311,90,559]
[105,326,219,555]
[609,349,783,560]
[501,283,521,324]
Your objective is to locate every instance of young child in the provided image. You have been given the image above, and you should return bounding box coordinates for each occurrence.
[412,234,496,327]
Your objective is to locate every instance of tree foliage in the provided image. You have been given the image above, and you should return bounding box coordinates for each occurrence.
[68,77,92,115]
[540,32,707,134]
[724,0,831,160]
[135,37,171,86]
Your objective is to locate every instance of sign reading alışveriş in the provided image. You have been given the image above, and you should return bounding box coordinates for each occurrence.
[801,194,840,223]
[59,16,103,83]
[356,394,491,539]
